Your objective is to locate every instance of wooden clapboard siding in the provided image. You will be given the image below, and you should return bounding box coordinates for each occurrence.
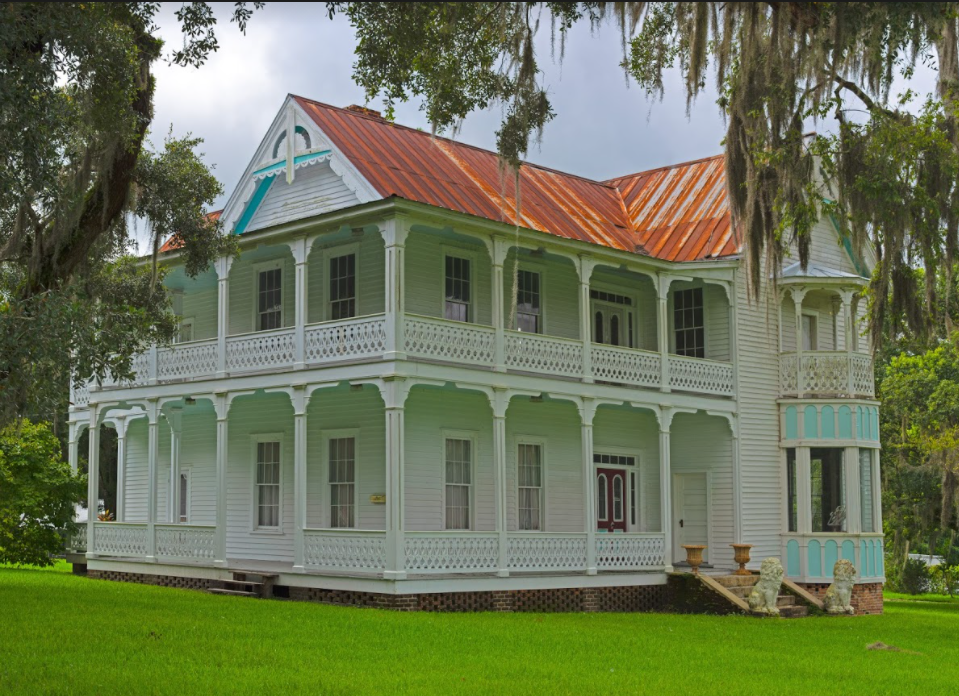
[502,250,581,339]
[228,253,296,335]
[306,231,385,324]
[179,283,218,341]
[122,418,148,523]
[179,409,217,526]
[405,234,492,325]
[246,161,360,233]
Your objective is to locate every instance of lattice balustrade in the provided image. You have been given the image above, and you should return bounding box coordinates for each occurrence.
[71,525,87,552]
[779,353,799,395]
[71,380,90,409]
[667,355,734,396]
[504,331,584,377]
[305,315,387,363]
[801,352,851,395]
[404,316,495,366]
[225,328,295,372]
[92,523,147,557]
[849,353,875,397]
[303,530,387,572]
[591,345,661,388]
[507,534,588,572]
[404,533,499,573]
[157,340,217,381]
[595,534,666,570]
[154,525,216,560]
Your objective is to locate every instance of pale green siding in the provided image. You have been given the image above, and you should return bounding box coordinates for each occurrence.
[405,233,492,324]
[307,232,385,323]
[228,251,296,335]
[669,279,730,360]
[503,250,580,339]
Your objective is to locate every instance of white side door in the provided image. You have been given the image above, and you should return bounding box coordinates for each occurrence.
[673,472,709,562]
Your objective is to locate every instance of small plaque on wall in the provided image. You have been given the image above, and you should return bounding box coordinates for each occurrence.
[369,494,386,504]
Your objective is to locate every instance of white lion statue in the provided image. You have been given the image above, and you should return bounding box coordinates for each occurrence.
[823,559,857,615]
[748,557,784,616]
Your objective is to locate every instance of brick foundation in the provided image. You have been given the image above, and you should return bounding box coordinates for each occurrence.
[797,582,884,615]
[88,569,220,592]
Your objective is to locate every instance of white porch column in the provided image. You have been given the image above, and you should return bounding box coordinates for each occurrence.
[68,421,81,474]
[214,393,229,567]
[85,407,100,560]
[581,398,597,575]
[492,238,507,372]
[114,416,129,522]
[147,346,158,385]
[577,257,594,383]
[796,446,812,534]
[291,237,309,370]
[145,399,159,562]
[491,388,509,576]
[657,275,671,393]
[166,409,182,523]
[383,378,409,579]
[844,445,861,534]
[873,449,883,535]
[292,386,309,572]
[659,407,674,572]
[215,256,233,379]
[840,290,854,396]
[380,218,410,361]
[791,288,807,398]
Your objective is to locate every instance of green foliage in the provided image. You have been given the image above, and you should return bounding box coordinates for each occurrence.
[886,558,932,595]
[0,420,85,566]
[929,563,959,596]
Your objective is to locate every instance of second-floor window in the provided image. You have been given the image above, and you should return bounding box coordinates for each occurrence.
[674,287,704,358]
[258,268,282,331]
[516,269,542,333]
[445,255,471,322]
[329,253,356,320]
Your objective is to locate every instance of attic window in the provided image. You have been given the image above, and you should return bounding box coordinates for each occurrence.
[272,126,312,159]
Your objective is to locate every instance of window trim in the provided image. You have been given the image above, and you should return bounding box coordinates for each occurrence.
[442,429,478,531]
[669,284,707,358]
[801,309,819,351]
[514,260,547,334]
[588,282,636,348]
[252,259,286,332]
[441,245,479,324]
[174,317,196,344]
[320,428,361,529]
[178,468,192,524]
[319,242,361,322]
[514,435,548,532]
[592,446,642,532]
[250,433,284,534]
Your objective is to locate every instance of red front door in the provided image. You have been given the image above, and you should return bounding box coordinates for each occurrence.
[596,468,627,532]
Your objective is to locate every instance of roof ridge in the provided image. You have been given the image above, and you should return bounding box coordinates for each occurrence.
[604,153,725,185]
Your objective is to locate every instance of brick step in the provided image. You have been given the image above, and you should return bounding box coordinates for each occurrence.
[779,605,809,618]
[208,588,259,598]
[713,575,758,589]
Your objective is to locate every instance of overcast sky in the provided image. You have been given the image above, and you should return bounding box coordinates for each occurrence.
[144,2,936,253]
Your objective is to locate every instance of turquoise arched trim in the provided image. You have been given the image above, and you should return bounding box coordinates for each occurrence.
[873,408,880,441]
[786,540,801,576]
[821,406,836,439]
[804,405,819,439]
[234,177,275,235]
[824,539,839,577]
[860,540,869,576]
[877,541,884,576]
[838,406,853,438]
[785,406,798,440]
[857,406,865,439]
[808,540,823,577]
[842,540,855,563]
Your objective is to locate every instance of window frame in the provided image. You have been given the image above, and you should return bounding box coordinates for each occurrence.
[810,447,846,533]
[589,283,636,348]
[174,317,196,345]
[801,309,819,351]
[252,259,286,332]
[320,428,361,529]
[178,468,192,524]
[785,448,798,533]
[592,447,642,532]
[442,429,477,531]
[514,261,547,334]
[320,242,361,322]
[515,436,547,531]
[441,246,479,324]
[249,433,284,533]
[671,285,706,358]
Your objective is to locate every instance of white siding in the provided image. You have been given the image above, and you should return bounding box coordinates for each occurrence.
[179,409,217,525]
[405,234,492,325]
[121,419,149,522]
[246,161,360,233]
[307,232,385,323]
[229,252,296,335]
[503,251,580,339]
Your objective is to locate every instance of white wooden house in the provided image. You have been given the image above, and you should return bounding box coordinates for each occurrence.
[67,96,883,607]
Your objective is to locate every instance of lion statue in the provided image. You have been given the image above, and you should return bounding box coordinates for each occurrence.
[823,559,857,615]
[747,558,784,616]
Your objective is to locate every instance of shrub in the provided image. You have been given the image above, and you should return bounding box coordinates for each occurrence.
[890,558,932,595]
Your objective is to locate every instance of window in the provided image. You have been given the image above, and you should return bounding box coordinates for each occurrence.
[674,287,705,358]
[613,476,624,523]
[329,437,356,528]
[786,448,797,533]
[810,448,845,532]
[257,267,283,331]
[630,471,637,527]
[802,313,818,351]
[518,444,543,530]
[178,471,190,523]
[516,270,542,333]
[175,319,194,344]
[593,453,636,467]
[859,449,875,533]
[445,438,472,529]
[329,253,356,320]
[444,255,471,322]
[256,441,281,528]
[597,474,608,521]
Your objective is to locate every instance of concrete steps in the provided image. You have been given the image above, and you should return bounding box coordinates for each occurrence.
[711,574,810,618]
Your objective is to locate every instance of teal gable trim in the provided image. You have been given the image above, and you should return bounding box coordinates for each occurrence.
[804,406,819,439]
[821,406,835,439]
[251,149,332,179]
[785,406,798,440]
[234,177,275,235]
[824,540,839,578]
[786,540,801,576]
[838,406,853,438]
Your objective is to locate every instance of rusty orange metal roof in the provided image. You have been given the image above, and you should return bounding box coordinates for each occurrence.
[159,210,222,253]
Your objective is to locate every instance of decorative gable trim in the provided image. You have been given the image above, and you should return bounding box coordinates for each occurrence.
[252,150,333,182]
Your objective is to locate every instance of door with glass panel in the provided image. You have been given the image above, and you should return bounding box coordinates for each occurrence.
[596,468,627,532]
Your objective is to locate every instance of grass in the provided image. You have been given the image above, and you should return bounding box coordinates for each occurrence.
[3,563,959,695]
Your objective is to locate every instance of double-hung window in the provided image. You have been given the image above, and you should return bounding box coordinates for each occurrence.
[178,471,190,523]
[255,441,281,528]
[445,255,471,322]
[257,267,283,331]
[518,443,544,530]
[810,448,845,532]
[328,437,356,528]
[329,253,356,320]
[674,287,704,358]
[444,438,472,529]
[516,269,542,333]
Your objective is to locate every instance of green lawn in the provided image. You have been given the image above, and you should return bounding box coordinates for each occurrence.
[2,563,957,695]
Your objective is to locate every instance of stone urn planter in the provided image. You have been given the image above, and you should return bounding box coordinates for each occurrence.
[730,543,753,576]
[682,544,708,575]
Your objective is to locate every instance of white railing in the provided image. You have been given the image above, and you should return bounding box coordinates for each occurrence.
[507,533,588,572]
[70,381,90,409]
[157,340,217,381]
[70,525,87,552]
[504,331,583,378]
[303,529,387,573]
[404,314,496,366]
[779,351,874,398]
[99,352,151,389]
[668,355,735,396]
[225,327,296,372]
[404,532,499,573]
[592,345,661,388]
[595,533,666,570]
[91,522,147,557]
[305,315,387,364]
[155,524,216,560]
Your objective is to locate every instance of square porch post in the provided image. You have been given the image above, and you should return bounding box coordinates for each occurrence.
[491,388,509,576]
[791,288,807,398]
[580,398,597,575]
[215,256,233,379]
[383,378,409,580]
[85,407,100,560]
[115,416,128,522]
[213,393,229,567]
[492,239,507,372]
[577,257,594,383]
[657,275,671,393]
[380,218,409,362]
[292,386,309,572]
[291,237,309,370]
[658,407,673,572]
[145,398,159,562]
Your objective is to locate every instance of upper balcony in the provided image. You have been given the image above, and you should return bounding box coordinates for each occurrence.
[72,219,738,407]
